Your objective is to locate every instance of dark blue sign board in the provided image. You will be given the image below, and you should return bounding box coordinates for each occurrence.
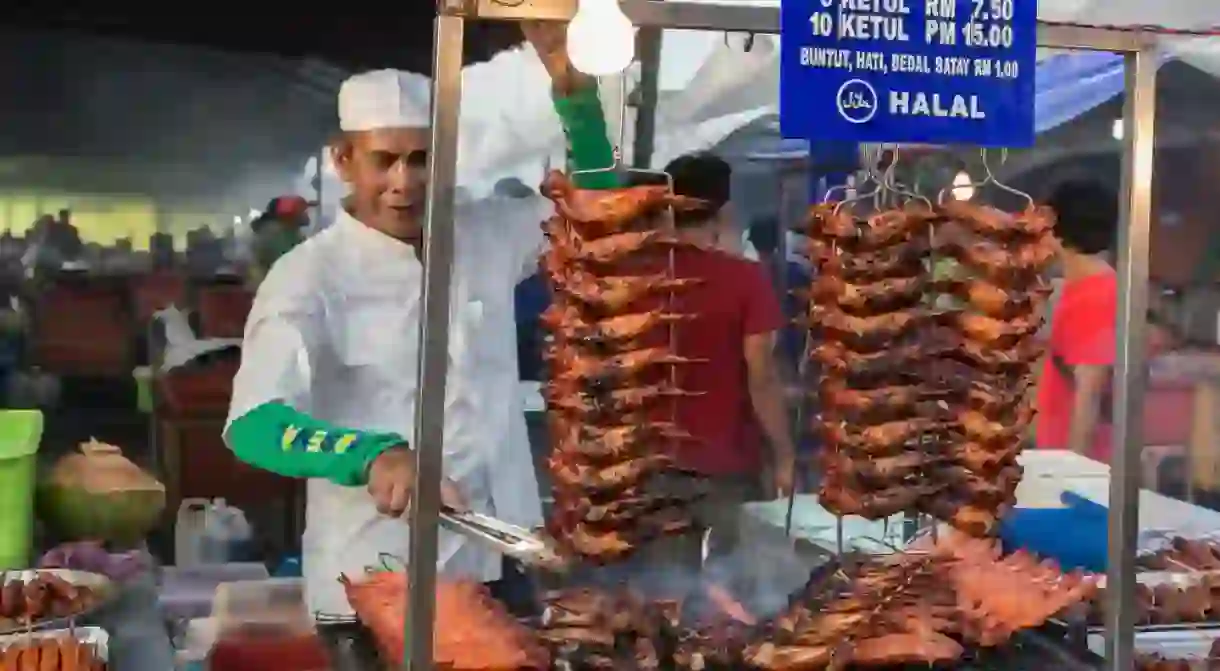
[780,0,1038,147]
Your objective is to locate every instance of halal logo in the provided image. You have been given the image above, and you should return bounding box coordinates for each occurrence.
[836,79,878,124]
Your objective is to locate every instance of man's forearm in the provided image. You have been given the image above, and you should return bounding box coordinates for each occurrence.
[1066,395,1103,455]
[749,376,797,464]
[225,401,404,486]
[553,81,618,189]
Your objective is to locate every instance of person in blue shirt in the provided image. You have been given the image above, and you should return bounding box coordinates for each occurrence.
[747,217,810,368]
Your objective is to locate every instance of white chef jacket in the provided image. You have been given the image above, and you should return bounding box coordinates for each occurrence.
[226,200,548,615]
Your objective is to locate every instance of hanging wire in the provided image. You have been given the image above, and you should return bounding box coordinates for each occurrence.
[982,148,1035,209]
[834,145,885,215]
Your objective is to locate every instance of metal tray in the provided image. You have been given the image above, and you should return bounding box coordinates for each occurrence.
[1088,627,1220,668]
[0,625,110,661]
[0,569,116,634]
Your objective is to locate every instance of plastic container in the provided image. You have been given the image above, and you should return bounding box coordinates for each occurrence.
[208,578,330,671]
[159,563,271,621]
[177,499,254,567]
[0,410,43,570]
[133,366,153,414]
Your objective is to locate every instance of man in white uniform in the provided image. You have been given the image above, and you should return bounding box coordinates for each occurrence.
[224,24,615,615]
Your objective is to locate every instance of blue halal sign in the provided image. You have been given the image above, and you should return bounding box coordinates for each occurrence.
[780,0,1038,147]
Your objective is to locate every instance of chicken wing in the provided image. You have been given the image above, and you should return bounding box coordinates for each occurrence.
[547,345,704,384]
[940,200,1055,238]
[549,421,692,462]
[549,453,671,493]
[544,263,700,312]
[804,273,927,313]
[540,305,691,348]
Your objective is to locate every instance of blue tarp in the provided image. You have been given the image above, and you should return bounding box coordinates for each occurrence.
[1034,52,1127,133]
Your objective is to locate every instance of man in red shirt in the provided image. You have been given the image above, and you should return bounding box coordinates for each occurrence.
[657,153,797,562]
[1035,180,1119,460]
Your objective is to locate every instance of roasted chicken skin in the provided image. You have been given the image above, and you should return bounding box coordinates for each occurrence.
[939,200,1055,237]
[540,305,691,348]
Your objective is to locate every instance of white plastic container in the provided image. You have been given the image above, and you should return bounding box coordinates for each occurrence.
[176,498,212,567]
[178,498,253,566]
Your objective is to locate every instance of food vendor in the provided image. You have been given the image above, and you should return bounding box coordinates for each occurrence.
[224,22,615,616]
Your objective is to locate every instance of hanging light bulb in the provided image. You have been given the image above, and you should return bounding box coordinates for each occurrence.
[951,171,974,201]
[567,0,636,76]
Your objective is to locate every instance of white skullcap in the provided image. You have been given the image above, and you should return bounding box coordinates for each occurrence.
[338,69,431,131]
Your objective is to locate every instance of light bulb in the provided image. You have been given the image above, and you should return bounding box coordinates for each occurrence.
[951,171,974,201]
[1112,119,1123,141]
[567,0,635,76]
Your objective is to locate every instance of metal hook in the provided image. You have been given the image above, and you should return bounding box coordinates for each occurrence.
[723,31,757,52]
[881,146,931,209]
[982,147,1034,209]
[834,146,883,215]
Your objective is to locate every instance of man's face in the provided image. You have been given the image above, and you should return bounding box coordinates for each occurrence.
[332,127,430,239]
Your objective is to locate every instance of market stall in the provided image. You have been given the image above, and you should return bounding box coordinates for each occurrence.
[368,2,1163,671]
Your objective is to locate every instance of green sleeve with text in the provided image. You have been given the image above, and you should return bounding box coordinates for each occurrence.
[225,401,404,486]
[554,82,621,190]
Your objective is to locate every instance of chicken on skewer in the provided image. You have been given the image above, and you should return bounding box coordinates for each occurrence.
[802,273,927,313]
[540,305,693,348]
[808,205,935,250]
[542,259,701,312]
[549,420,694,462]
[937,277,1052,319]
[939,200,1055,238]
[544,380,701,417]
[543,219,679,264]
[549,453,672,494]
[546,346,705,384]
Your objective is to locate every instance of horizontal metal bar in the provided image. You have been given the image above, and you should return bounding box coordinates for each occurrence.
[1039,23,1152,53]
[462,0,1153,52]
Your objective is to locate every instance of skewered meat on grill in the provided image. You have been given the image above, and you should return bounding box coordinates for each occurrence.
[549,453,672,494]
[543,218,679,264]
[807,204,936,250]
[942,234,1058,277]
[549,420,691,462]
[546,345,703,384]
[1138,536,1220,571]
[540,174,704,560]
[542,170,705,233]
[540,305,692,348]
[804,273,927,313]
[818,417,947,453]
[544,381,699,417]
[542,258,701,312]
[939,201,1055,238]
[802,237,928,281]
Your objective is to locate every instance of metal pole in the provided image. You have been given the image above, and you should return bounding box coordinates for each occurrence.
[1104,43,1157,671]
[405,10,465,671]
[632,26,663,168]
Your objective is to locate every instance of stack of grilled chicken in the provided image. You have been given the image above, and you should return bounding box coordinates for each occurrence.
[803,199,1055,536]
[539,171,705,562]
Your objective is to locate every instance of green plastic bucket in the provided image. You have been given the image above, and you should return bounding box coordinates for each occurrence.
[0,410,43,570]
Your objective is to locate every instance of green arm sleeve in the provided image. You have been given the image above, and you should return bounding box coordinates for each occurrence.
[226,401,405,487]
[553,82,621,190]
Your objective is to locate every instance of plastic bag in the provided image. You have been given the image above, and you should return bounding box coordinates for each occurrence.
[340,571,548,670]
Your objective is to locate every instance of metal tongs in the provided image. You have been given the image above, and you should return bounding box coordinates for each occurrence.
[439,506,568,571]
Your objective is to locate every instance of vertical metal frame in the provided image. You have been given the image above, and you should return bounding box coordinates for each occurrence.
[408,2,1161,669]
[1104,43,1158,671]
[404,8,465,671]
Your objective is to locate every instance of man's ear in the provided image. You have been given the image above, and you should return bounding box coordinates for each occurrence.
[329,141,353,184]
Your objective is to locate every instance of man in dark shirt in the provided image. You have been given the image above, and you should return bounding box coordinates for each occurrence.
[658,153,798,563]
[747,216,811,367]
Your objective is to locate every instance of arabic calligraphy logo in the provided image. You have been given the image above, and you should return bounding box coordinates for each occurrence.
[836,79,878,124]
